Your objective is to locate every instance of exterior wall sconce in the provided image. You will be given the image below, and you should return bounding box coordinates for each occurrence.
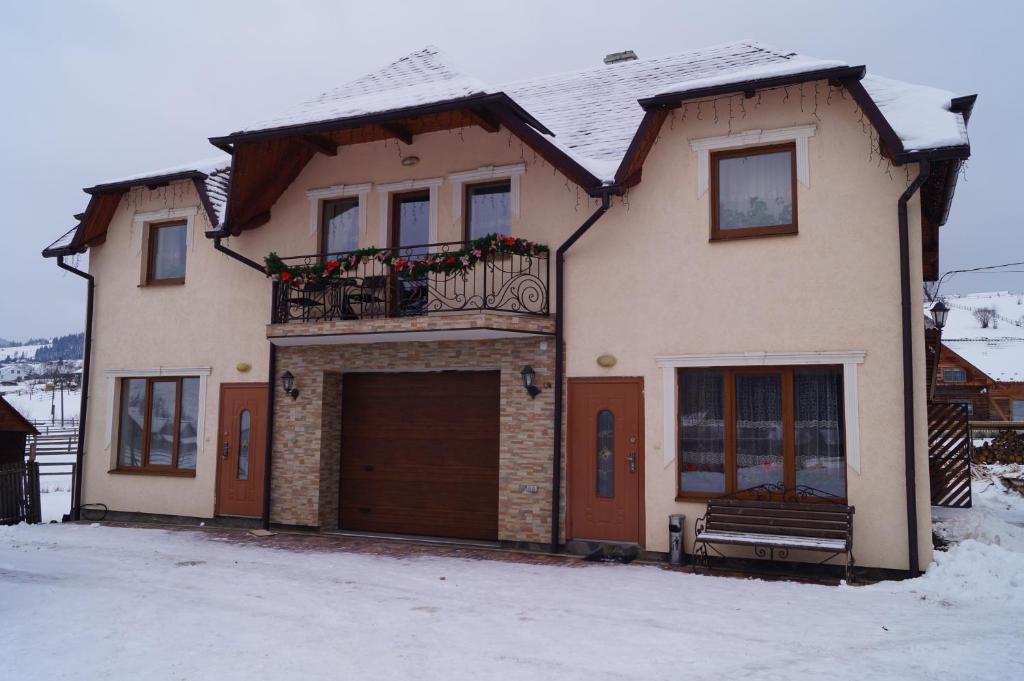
[401,155,420,167]
[520,365,541,399]
[930,300,949,331]
[281,370,299,400]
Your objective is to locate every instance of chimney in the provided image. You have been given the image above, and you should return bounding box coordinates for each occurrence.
[603,50,638,65]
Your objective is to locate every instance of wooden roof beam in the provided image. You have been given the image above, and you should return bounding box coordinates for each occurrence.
[466,108,500,133]
[299,135,338,156]
[381,123,413,145]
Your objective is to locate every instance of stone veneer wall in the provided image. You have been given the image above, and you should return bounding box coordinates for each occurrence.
[270,337,557,543]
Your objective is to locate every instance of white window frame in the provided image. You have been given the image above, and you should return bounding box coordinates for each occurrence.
[688,124,816,198]
[103,368,212,468]
[375,177,443,248]
[305,183,372,243]
[448,162,525,230]
[655,351,865,474]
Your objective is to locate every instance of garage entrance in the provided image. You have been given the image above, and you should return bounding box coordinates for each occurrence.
[339,371,500,540]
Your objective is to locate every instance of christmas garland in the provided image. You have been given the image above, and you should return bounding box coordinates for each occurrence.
[265,234,549,287]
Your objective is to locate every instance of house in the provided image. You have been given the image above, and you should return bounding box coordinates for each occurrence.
[0,396,37,466]
[930,292,1024,421]
[0,365,30,383]
[42,42,975,575]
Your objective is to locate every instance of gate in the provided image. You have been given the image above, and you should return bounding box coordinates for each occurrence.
[927,402,972,508]
[0,462,41,525]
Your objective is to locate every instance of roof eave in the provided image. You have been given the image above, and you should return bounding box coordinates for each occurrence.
[84,169,210,195]
[637,65,867,110]
[208,92,554,147]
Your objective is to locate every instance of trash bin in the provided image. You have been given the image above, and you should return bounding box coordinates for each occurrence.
[669,514,685,566]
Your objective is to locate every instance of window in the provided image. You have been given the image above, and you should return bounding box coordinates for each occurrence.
[710,142,797,239]
[117,377,199,474]
[596,409,615,498]
[678,366,845,499]
[146,221,187,284]
[321,197,360,256]
[942,367,967,383]
[1013,400,1024,422]
[465,180,511,240]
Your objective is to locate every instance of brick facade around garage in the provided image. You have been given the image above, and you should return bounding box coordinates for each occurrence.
[270,337,558,544]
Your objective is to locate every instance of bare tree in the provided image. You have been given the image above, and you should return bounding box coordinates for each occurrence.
[973,307,996,328]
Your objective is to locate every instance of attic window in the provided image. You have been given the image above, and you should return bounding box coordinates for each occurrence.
[711,143,796,239]
[942,367,967,383]
[146,221,187,285]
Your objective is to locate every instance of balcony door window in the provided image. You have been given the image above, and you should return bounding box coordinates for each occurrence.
[391,191,431,256]
[465,180,511,240]
[321,198,359,256]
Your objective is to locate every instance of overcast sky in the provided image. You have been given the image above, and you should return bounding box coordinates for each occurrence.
[1,0,1019,339]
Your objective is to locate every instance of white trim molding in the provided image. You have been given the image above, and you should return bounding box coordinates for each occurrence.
[688,124,817,198]
[103,367,212,452]
[655,351,865,473]
[448,162,526,225]
[131,206,198,258]
[305,182,372,239]
[376,177,443,247]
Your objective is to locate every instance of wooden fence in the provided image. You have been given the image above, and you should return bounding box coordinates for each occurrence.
[0,462,41,525]
[927,402,973,508]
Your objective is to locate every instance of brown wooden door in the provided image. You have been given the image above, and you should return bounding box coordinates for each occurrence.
[216,384,267,518]
[568,378,643,543]
[339,371,499,540]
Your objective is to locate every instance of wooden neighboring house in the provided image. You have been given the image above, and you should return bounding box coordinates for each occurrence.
[40,41,976,575]
[930,292,1024,421]
[0,396,37,466]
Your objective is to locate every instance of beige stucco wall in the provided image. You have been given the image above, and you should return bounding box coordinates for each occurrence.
[562,83,932,570]
[81,182,271,517]
[81,86,933,570]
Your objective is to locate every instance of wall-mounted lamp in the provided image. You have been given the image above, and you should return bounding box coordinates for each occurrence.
[401,155,420,167]
[930,300,950,331]
[281,370,299,400]
[520,365,541,399]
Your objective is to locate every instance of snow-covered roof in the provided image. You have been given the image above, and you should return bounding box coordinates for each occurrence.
[92,154,230,189]
[43,158,232,255]
[223,41,970,183]
[862,75,968,152]
[238,47,490,134]
[931,292,1024,382]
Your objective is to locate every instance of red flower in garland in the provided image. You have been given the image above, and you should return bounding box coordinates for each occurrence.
[325,259,339,272]
[279,271,292,282]
[446,256,457,265]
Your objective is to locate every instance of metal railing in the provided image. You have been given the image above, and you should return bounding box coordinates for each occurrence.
[270,240,549,324]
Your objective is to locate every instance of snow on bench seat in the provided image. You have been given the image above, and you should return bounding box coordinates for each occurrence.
[696,530,847,552]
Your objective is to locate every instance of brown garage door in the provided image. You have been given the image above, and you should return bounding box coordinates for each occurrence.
[339,371,500,540]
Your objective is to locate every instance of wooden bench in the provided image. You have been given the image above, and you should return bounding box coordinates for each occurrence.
[694,490,855,581]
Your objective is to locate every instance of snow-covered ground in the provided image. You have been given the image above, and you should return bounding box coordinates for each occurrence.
[1,382,80,424]
[2,472,1022,680]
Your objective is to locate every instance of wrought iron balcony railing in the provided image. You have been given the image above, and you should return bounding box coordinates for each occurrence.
[270,240,549,324]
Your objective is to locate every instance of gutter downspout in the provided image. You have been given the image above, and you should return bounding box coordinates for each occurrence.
[262,340,277,530]
[898,160,931,578]
[56,256,93,522]
[551,189,615,551]
[207,230,273,528]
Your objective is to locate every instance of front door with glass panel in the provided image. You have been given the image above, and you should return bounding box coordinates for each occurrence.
[216,384,268,517]
[567,378,643,543]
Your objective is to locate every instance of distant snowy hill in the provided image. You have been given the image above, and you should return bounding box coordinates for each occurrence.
[0,332,84,364]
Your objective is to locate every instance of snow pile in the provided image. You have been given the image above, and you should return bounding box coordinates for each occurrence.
[895,467,1024,606]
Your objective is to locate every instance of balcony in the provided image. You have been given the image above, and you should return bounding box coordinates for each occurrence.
[267,239,553,344]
